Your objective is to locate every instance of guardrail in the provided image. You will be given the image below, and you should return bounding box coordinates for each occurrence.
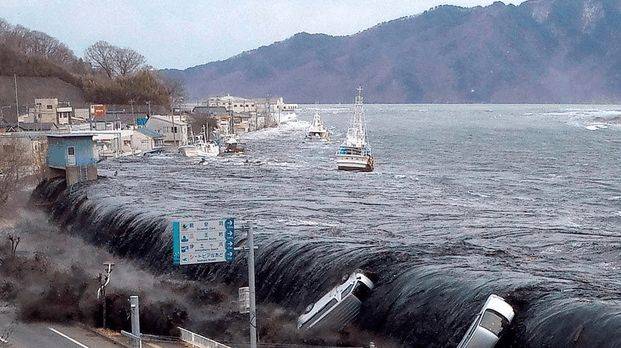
[178,327,231,348]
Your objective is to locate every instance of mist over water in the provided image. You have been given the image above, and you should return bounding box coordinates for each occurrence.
[34,104,621,346]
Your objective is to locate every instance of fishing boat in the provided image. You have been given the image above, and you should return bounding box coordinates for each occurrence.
[179,125,220,157]
[223,136,245,154]
[306,112,330,141]
[336,87,374,172]
[179,141,219,157]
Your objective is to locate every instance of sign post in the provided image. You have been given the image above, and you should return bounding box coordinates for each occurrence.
[172,218,257,348]
[172,219,235,265]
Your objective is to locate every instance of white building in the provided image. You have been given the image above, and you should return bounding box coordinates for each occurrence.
[26,98,78,125]
[56,106,73,125]
[132,128,164,154]
[145,115,188,146]
[67,128,164,159]
[206,95,256,113]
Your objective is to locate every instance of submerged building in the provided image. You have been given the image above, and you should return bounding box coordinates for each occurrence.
[46,133,98,185]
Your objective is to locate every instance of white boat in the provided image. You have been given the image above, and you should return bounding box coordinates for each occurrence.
[178,141,219,157]
[179,125,220,157]
[306,112,330,141]
[297,270,374,331]
[336,87,374,172]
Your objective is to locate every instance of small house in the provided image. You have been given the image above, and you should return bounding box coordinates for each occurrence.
[132,128,164,153]
[145,115,188,146]
[47,134,98,185]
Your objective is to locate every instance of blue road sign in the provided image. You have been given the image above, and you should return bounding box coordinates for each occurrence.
[172,218,235,265]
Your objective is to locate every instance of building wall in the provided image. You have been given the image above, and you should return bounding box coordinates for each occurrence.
[33,98,59,124]
[56,106,73,125]
[65,165,97,186]
[0,133,47,175]
[145,116,188,145]
[130,131,157,153]
[47,136,96,169]
[207,96,257,113]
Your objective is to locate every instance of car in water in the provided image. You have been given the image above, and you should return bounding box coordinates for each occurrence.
[457,294,515,348]
[297,270,374,331]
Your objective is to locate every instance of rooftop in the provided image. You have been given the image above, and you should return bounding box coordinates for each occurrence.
[147,115,188,126]
[47,133,94,138]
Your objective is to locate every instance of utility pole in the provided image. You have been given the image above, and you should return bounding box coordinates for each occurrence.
[98,262,114,329]
[145,101,151,116]
[246,224,257,348]
[130,296,141,348]
[14,74,19,131]
[172,115,177,146]
[129,99,135,124]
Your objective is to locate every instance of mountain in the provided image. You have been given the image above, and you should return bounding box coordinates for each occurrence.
[162,0,621,103]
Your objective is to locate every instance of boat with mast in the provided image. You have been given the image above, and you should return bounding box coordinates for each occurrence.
[336,87,374,172]
[306,112,330,141]
[179,125,219,157]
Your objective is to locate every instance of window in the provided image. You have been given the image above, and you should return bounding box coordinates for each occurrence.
[173,126,178,133]
[341,284,354,298]
[480,310,508,336]
[67,146,75,156]
[46,105,53,110]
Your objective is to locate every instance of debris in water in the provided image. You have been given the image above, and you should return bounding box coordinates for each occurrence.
[297,270,374,331]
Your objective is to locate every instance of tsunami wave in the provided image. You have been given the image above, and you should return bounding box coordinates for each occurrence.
[31,178,621,347]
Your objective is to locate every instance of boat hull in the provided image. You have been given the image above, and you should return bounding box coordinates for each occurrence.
[179,144,219,157]
[336,155,374,172]
[306,131,330,141]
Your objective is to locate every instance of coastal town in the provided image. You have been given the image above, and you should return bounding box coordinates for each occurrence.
[0,94,298,183]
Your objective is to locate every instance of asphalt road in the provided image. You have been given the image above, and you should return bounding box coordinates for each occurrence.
[0,308,183,348]
[1,322,119,347]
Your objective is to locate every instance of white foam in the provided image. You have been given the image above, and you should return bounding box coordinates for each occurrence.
[241,120,310,141]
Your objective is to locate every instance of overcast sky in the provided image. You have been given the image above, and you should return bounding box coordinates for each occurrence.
[1,0,526,69]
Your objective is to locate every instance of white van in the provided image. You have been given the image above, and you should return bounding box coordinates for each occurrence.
[297,270,374,331]
[457,294,515,348]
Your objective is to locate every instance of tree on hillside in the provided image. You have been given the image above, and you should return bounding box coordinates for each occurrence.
[84,41,116,78]
[162,76,186,105]
[85,41,146,78]
[114,47,146,77]
[0,19,77,68]
[0,18,9,33]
